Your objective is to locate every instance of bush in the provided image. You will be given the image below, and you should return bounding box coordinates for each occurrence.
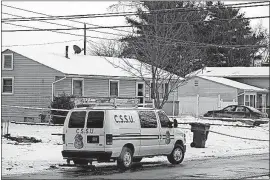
[50,93,75,124]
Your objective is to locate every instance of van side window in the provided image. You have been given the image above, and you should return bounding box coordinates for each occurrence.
[138,111,157,128]
[68,111,86,128]
[87,111,104,128]
[158,111,170,128]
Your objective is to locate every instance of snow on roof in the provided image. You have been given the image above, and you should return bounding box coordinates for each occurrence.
[199,76,268,92]
[196,67,269,77]
[5,47,179,79]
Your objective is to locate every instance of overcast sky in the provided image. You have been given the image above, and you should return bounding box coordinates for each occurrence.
[1,1,269,54]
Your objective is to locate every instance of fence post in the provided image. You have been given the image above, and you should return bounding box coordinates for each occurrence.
[196,94,199,118]
[7,119,10,135]
[1,122,3,136]
[172,91,175,117]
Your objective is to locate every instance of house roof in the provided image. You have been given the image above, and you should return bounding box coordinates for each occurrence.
[4,47,180,80]
[198,76,268,92]
[189,67,269,78]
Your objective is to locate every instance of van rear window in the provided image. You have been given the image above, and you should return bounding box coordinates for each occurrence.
[87,111,104,128]
[68,111,86,128]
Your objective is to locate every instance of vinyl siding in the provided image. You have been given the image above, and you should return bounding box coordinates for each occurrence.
[119,79,136,97]
[54,78,138,98]
[54,77,72,96]
[2,50,64,122]
[178,76,237,101]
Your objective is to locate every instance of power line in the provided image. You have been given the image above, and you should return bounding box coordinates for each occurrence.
[2,22,85,37]
[3,15,269,32]
[3,22,120,41]
[2,3,269,22]
[2,4,133,35]
[2,39,83,47]
[2,12,125,37]
[2,21,268,49]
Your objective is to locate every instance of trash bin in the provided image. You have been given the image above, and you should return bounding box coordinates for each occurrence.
[189,123,210,148]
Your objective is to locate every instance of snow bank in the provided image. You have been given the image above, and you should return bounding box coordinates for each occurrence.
[2,120,269,176]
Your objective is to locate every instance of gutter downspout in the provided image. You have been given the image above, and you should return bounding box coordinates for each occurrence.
[51,76,67,101]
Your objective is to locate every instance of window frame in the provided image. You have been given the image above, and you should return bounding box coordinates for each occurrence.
[157,110,171,128]
[2,53,14,70]
[72,78,84,96]
[138,110,158,128]
[109,80,119,97]
[2,77,14,95]
[149,81,170,100]
[68,111,87,128]
[86,111,105,128]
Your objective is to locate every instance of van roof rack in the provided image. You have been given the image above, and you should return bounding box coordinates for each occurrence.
[72,97,155,109]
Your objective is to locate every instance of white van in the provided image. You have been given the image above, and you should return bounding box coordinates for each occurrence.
[62,106,186,169]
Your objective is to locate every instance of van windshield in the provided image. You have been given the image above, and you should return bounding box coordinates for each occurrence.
[68,111,86,128]
[87,111,104,128]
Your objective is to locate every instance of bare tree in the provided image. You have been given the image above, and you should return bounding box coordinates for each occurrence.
[103,2,203,109]
[88,40,126,57]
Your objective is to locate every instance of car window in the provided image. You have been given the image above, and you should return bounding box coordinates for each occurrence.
[138,111,157,128]
[68,111,86,128]
[245,108,251,113]
[223,106,236,112]
[235,106,245,112]
[157,111,170,128]
[247,106,261,113]
[87,111,104,128]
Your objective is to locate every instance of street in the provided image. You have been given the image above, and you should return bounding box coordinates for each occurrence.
[3,153,269,179]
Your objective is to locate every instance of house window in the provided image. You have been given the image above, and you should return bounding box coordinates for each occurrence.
[109,80,119,97]
[2,77,14,94]
[245,94,256,107]
[2,54,13,70]
[159,83,169,99]
[150,82,154,99]
[72,79,83,96]
[164,83,169,96]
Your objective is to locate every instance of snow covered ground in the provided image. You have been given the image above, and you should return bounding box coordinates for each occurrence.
[2,117,269,176]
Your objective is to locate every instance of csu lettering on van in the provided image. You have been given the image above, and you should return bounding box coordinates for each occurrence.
[114,115,134,123]
[76,128,94,134]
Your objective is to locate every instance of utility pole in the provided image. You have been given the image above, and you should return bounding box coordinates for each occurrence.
[84,23,86,55]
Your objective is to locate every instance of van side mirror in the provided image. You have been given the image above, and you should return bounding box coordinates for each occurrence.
[173,119,178,128]
[168,121,173,128]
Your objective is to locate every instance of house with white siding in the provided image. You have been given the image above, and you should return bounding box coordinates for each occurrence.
[178,67,269,116]
[1,48,180,122]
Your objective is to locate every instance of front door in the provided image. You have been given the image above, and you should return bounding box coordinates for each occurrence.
[138,110,160,156]
[157,111,174,155]
[136,82,145,106]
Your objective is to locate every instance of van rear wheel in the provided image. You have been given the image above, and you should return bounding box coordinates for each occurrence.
[73,159,88,165]
[117,147,133,170]
[167,145,184,164]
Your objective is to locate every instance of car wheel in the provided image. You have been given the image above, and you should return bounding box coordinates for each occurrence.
[133,157,142,162]
[167,145,185,164]
[73,159,88,165]
[117,147,133,170]
[253,122,260,126]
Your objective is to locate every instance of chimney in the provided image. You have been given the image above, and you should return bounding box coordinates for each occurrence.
[65,46,69,58]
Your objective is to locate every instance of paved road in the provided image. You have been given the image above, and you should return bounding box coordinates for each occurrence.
[3,153,269,179]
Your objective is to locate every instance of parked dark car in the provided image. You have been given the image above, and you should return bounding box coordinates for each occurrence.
[203,105,269,125]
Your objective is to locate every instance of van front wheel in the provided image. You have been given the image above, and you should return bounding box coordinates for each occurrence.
[117,147,133,170]
[167,145,184,164]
